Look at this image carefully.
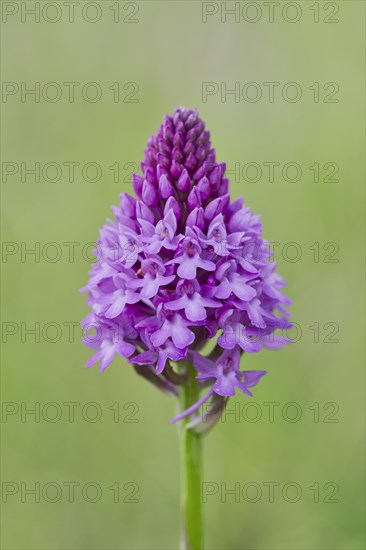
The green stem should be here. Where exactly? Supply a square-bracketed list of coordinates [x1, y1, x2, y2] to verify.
[179, 361, 203, 550]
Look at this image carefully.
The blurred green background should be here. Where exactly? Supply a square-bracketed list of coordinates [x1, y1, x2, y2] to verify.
[1, 1, 365, 549]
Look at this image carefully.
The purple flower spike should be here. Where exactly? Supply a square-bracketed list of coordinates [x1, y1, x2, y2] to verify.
[81, 107, 291, 425]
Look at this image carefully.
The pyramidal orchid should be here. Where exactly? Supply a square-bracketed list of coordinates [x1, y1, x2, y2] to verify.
[81, 107, 291, 550]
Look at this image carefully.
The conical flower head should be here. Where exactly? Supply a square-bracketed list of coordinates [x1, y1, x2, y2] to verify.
[81, 108, 291, 408]
[133, 107, 228, 225]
